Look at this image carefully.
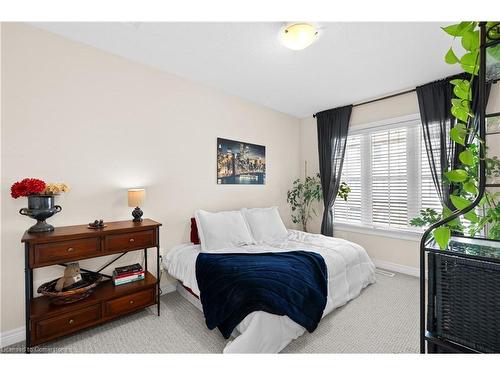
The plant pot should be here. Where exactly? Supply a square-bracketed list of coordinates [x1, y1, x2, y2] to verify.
[19, 195, 62, 233]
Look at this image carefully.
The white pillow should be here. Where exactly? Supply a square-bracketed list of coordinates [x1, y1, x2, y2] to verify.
[241, 207, 288, 245]
[195, 209, 255, 252]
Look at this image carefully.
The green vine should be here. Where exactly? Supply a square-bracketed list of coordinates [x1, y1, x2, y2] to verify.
[410, 22, 500, 249]
[287, 173, 350, 232]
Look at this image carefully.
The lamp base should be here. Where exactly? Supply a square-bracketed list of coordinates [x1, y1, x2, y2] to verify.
[132, 207, 143, 222]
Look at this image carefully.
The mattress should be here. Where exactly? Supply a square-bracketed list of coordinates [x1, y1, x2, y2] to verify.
[164, 229, 376, 353]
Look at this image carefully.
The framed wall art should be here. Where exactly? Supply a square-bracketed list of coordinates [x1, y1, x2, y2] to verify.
[217, 138, 266, 185]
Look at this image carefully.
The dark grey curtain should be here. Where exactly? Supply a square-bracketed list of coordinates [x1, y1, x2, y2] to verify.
[416, 73, 490, 208]
[416, 77, 456, 206]
[316, 105, 352, 236]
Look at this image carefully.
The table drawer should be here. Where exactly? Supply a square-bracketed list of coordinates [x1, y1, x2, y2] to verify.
[32, 238, 100, 266]
[104, 288, 155, 317]
[34, 304, 101, 341]
[105, 230, 155, 252]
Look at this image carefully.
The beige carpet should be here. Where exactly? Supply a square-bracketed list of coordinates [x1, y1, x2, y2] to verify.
[3, 271, 419, 353]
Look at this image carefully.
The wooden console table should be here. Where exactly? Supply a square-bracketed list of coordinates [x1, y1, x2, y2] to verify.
[21, 219, 162, 352]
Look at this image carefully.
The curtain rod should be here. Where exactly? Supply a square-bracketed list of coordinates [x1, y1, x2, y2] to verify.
[312, 88, 416, 118]
[312, 75, 499, 118]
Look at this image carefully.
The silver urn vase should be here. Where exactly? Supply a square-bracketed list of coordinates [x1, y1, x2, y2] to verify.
[19, 195, 62, 233]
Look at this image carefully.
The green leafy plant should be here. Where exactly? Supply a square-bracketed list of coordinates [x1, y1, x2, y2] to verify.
[409, 208, 442, 227]
[410, 22, 500, 249]
[287, 173, 350, 232]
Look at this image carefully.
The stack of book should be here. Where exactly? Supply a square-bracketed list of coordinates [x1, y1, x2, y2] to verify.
[112, 263, 145, 286]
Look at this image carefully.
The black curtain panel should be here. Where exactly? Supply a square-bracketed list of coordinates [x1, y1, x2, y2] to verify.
[468, 75, 492, 142]
[416, 73, 490, 208]
[316, 105, 352, 236]
[417, 77, 457, 207]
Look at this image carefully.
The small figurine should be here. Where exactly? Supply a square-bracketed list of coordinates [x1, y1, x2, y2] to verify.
[88, 219, 105, 229]
[55, 263, 82, 291]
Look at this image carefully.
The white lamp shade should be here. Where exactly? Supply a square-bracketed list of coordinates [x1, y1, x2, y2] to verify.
[279, 23, 318, 51]
[128, 188, 145, 207]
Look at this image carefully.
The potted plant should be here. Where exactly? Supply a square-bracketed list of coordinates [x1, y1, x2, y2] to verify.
[287, 173, 350, 232]
[411, 22, 500, 249]
[11, 178, 70, 233]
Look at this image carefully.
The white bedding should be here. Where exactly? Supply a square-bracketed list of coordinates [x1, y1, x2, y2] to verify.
[164, 229, 376, 353]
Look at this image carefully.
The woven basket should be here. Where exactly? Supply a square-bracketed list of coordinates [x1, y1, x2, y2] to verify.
[433, 253, 500, 353]
[37, 273, 103, 305]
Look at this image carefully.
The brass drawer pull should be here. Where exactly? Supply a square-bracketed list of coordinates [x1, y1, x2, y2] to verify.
[129, 238, 135, 243]
[129, 300, 134, 305]
[67, 247, 74, 252]
[68, 319, 74, 325]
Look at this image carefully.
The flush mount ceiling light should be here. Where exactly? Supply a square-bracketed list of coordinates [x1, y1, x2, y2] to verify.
[279, 23, 319, 51]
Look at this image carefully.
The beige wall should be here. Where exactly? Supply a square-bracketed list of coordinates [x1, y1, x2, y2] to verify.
[0, 23, 300, 334]
[300, 86, 500, 270]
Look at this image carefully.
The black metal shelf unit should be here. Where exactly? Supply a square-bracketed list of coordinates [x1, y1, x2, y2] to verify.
[420, 22, 500, 354]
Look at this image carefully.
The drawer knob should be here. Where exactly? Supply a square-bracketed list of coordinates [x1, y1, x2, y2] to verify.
[129, 300, 134, 305]
[67, 247, 74, 252]
[68, 319, 74, 325]
[129, 238, 135, 243]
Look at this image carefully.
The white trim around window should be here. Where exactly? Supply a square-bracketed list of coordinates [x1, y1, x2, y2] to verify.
[348, 113, 421, 134]
[333, 113, 442, 237]
[333, 222, 423, 242]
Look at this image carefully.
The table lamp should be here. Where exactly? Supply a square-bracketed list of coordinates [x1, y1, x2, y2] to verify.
[128, 188, 145, 222]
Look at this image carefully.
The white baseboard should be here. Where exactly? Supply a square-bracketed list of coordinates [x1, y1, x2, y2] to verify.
[1, 281, 177, 348]
[0, 326, 25, 348]
[372, 258, 420, 278]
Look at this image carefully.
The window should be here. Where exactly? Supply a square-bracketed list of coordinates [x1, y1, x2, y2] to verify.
[333, 115, 441, 232]
[333, 135, 362, 223]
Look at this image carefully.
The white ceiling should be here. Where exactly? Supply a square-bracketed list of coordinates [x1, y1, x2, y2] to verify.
[31, 22, 462, 118]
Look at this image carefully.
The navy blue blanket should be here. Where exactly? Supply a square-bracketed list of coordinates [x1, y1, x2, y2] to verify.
[195, 251, 328, 339]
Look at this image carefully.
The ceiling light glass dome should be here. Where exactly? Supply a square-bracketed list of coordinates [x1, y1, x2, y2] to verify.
[279, 23, 319, 51]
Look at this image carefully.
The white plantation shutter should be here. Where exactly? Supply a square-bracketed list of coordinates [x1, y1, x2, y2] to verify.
[420, 131, 443, 213]
[333, 135, 362, 223]
[333, 115, 441, 232]
[371, 128, 408, 228]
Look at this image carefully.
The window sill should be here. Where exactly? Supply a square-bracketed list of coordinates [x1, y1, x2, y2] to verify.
[333, 222, 424, 242]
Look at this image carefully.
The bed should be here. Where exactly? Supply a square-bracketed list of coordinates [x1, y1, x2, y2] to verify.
[164, 216, 376, 353]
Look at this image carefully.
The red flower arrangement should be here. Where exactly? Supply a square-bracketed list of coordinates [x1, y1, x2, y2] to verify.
[11, 178, 47, 199]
